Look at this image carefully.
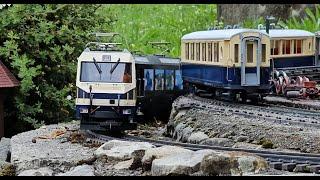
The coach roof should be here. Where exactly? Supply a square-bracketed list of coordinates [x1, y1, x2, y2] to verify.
[268, 29, 314, 38]
[181, 29, 269, 41]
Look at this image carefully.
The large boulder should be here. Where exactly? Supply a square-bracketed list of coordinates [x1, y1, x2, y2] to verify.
[0, 138, 10, 162]
[10, 122, 95, 174]
[142, 145, 193, 171]
[18, 168, 53, 176]
[187, 132, 209, 144]
[200, 151, 268, 176]
[94, 140, 155, 161]
[57, 165, 95, 176]
[200, 138, 235, 147]
[151, 149, 217, 176]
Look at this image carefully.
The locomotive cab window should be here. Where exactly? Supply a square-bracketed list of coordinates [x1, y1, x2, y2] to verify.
[80, 62, 132, 83]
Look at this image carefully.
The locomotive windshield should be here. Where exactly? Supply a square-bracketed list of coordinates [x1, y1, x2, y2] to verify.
[80, 62, 132, 83]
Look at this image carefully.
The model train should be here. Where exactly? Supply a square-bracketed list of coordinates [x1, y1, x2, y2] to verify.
[76, 28, 320, 132]
[75, 33, 184, 132]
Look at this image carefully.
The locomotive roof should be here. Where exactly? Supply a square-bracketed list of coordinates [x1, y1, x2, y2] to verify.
[268, 29, 314, 38]
[181, 29, 269, 40]
[134, 55, 180, 66]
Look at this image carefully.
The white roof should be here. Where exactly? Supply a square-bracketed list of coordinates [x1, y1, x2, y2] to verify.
[268, 29, 314, 38]
[181, 29, 269, 40]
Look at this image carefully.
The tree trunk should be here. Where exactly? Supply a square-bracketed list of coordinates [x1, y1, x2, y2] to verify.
[217, 4, 316, 25]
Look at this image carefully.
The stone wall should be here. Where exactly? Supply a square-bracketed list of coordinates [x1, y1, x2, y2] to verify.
[217, 4, 316, 25]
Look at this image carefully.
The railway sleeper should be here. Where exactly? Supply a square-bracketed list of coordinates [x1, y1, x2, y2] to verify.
[282, 163, 297, 172]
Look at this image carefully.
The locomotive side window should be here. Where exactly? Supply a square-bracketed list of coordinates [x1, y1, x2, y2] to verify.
[155, 69, 165, 90]
[262, 44, 266, 63]
[165, 70, 174, 90]
[202, 43, 206, 61]
[208, 42, 212, 62]
[214, 42, 219, 62]
[185, 43, 189, 60]
[196, 43, 200, 61]
[234, 44, 239, 63]
[191, 43, 194, 60]
[175, 70, 183, 90]
[144, 69, 154, 91]
[247, 43, 253, 63]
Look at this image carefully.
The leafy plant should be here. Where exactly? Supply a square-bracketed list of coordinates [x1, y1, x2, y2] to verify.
[278, 5, 320, 32]
[97, 4, 217, 57]
[0, 4, 113, 130]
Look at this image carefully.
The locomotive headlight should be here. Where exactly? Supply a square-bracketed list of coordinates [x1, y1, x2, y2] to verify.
[123, 109, 132, 115]
[80, 108, 89, 114]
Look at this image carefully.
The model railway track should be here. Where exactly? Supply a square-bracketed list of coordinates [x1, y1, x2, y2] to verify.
[184, 95, 320, 128]
[85, 130, 320, 174]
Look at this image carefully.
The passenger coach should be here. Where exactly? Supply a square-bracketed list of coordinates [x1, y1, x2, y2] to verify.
[181, 29, 271, 101]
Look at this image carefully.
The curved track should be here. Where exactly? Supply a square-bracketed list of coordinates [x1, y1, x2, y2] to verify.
[85, 130, 320, 173]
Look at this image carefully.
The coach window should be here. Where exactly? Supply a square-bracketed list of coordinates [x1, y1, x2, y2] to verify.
[293, 40, 302, 54]
[262, 44, 266, 63]
[190, 43, 194, 60]
[214, 42, 219, 62]
[208, 43, 212, 62]
[234, 44, 239, 63]
[247, 43, 253, 63]
[185, 43, 189, 60]
[309, 41, 312, 51]
[202, 43, 206, 61]
[165, 70, 174, 90]
[155, 69, 164, 90]
[282, 40, 291, 55]
[196, 43, 200, 61]
[271, 40, 280, 55]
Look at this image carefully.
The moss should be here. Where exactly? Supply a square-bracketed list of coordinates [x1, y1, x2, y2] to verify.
[0, 163, 16, 176]
[258, 139, 274, 149]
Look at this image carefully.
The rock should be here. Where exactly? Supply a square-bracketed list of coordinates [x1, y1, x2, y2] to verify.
[0, 161, 15, 176]
[228, 151, 268, 175]
[232, 142, 262, 150]
[187, 132, 209, 144]
[172, 123, 186, 141]
[151, 149, 217, 176]
[235, 136, 248, 142]
[94, 140, 155, 161]
[57, 165, 95, 176]
[181, 126, 194, 143]
[0, 138, 10, 162]
[200, 152, 238, 176]
[200, 138, 235, 147]
[142, 145, 193, 171]
[200, 151, 268, 176]
[10, 122, 95, 174]
[113, 159, 134, 170]
[18, 167, 53, 176]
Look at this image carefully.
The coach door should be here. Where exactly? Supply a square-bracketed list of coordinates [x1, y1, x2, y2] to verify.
[240, 36, 261, 86]
[316, 32, 320, 66]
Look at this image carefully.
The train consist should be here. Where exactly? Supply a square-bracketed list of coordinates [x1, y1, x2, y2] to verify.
[76, 27, 320, 132]
[75, 33, 184, 132]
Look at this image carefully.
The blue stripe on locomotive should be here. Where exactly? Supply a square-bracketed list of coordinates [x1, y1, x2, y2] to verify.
[273, 56, 315, 69]
[77, 88, 127, 99]
[76, 105, 135, 119]
[181, 63, 270, 89]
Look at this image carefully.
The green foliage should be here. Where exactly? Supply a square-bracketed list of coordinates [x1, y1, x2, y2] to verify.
[241, 17, 265, 29]
[97, 4, 217, 57]
[0, 4, 112, 129]
[279, 5, 320, 32]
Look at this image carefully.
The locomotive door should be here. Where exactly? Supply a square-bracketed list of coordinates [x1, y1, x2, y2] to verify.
[240, 36, 261, 86]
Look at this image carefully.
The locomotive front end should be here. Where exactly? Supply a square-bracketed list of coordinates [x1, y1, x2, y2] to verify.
[76, 48, 137, 132]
